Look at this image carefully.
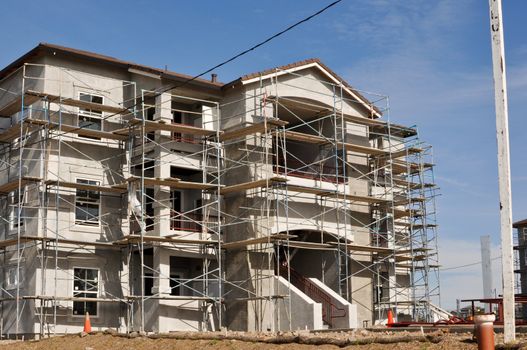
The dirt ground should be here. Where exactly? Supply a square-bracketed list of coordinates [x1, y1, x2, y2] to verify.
[0, 331, 497, 350]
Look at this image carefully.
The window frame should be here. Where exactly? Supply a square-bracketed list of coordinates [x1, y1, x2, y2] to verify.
[4, 265, 24, 290]
[74, 178, 101, 227]
[77, 91, 104, 139]
[9, 187, 25, 231]
[72, 267, 99, 317]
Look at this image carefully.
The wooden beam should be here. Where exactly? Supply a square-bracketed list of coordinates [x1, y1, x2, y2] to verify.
[393, 221, 438, 229]
[45, 121, 128, 141]
[393, 208, 423, 219]
[220, 177, 287, 195]
[25, 90, 129, 115]
[391, 160, 434, 175]
[173, 181, 218, 190]
[335, 243, 395, 254]
[126, 176, 219, 190]
[279, 241, 336, 251]
[0, 93, 41, 117]
[0, 235, 120, 249]
[0, 123, 26, 143]
[0, 118, 128, 143]
[390, 147, 422, 159]
[0, 176, 40, 194]
[392, 178, 436, 189]
[285, 185, 334, 196]
[320, 192, 390, 204]
[338, 142, 388, 156]
[116, 235, 218, 246]
[393, 197, 426, 206]
[45, 180, 127, 194]
[113, 118, 217, 137]
[220, 119, 288, 141]
[279, 130, 329, 145]
[222, 234, 296, 250]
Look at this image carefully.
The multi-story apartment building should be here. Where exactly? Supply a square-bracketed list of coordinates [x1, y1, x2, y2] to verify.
[0, 43, 440, 337]
[514, 219, 527, 319]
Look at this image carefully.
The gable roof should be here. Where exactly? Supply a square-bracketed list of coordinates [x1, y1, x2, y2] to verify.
[0, 44, 381, 117]
[224, 58, 382, 118]
[0, 43, 223, 90]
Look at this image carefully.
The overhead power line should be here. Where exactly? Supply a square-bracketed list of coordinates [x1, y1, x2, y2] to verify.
[440, 256, 501, 271]
[59, 0, 344, 136]
[177, 0, 343, 91]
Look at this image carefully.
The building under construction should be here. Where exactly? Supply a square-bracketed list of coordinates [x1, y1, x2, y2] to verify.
[0, 43, 443, 337]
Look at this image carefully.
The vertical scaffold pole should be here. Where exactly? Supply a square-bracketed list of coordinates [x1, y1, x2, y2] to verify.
[488, 0, 515, 343]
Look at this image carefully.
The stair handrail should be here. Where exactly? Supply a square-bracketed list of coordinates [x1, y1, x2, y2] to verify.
[280, 264, 347, 326]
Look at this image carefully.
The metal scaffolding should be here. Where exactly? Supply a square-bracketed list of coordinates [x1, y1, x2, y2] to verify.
[0, 60, 441, 337]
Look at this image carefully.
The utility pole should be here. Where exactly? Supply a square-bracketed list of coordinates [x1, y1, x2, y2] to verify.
[488, 0, 515, 343]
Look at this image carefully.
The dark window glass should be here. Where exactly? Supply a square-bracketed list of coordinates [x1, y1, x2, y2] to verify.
[73, 268, 98, 316]
[75, 179, 100, 225]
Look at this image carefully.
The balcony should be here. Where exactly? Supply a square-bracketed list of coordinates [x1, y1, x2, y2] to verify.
[171, 121, 204, 145]
[170, 211, 219, 234]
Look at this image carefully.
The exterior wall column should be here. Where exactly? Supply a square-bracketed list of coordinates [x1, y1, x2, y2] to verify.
[154, 92, 172, 236]
[152, 247, 171, 295]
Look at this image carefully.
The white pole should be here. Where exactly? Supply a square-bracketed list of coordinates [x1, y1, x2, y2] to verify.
[488, 0, 515, 343]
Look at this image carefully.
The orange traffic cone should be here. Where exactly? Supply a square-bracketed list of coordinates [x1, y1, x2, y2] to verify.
[387, 309, 394, 327]
[83, 312, 92, 333]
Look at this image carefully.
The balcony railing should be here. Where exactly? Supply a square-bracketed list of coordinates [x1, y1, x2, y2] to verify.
[170, 211, 219, 233]
[172, 122, 203, 144]
[279, 264, 346, 326]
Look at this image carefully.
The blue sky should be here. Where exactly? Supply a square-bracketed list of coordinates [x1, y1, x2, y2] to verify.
[1, 0, 526, 311]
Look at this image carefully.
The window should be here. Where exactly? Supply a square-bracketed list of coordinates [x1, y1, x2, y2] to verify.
[146, 106, 155, 142]
[78, 92, 103, 139]
[145, 188, 154, 231]
[170, 191, 182, 230]
[73, 268, 98, 316]
[5, 266, 23, 290]
[170, 274, 182, 296]
[9, 188, 25, 229]
[144, 272, 154, 296]
[75, 179, 100, 226]
[172, 111, 183, 141]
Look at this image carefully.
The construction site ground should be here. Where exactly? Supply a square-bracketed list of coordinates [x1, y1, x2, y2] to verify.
[1, 329, 526, 350]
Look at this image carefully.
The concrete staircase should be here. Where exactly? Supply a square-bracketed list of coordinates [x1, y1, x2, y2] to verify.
[278, 266, 357, 329]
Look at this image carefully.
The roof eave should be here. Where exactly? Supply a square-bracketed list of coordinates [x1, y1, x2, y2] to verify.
[0, 43, 224, 91]
[224, 59, 382, 118]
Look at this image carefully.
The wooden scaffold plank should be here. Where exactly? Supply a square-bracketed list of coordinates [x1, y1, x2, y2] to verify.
[222, 234, 296, 250]
[220, 119, 288, 141]
[279, 130, 329, 145]
[45, 179, 127, 194]
[320, 192, 391, 205]
[113, 118, 218, 137]
[25, 90, 129, 115]
[0, 176, 41, 194]
[220, 177, 287, 195]
[127, 176, 219, 191]
[115, 234, 219, 246]
[337, 141, 388, 156]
